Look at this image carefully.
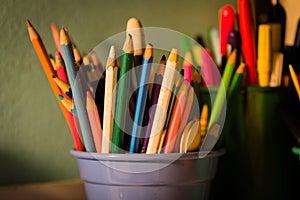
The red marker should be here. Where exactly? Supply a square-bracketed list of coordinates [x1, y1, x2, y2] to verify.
[238, 0, 258, 85]
[220, 5, 236, 57]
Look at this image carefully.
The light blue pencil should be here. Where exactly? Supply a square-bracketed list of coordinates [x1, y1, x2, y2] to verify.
[60, 28, 96, 152]
[129, 44, 153, 153]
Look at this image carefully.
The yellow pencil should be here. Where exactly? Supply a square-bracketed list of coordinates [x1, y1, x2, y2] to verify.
[146, 48, 178, 154]
[289, 64, 300, 100]
[102, 46, 118, 153]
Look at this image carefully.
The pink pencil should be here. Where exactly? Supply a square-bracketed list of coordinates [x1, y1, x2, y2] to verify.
[201, 48, 220, 86]
[183, 50, 193, 84]
[86, 91, 103, 153]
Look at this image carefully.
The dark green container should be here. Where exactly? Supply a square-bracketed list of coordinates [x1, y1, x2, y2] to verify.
[208, 86, 300, 200]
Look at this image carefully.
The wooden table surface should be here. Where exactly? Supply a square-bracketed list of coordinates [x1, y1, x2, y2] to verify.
[0, 179, 87, 200]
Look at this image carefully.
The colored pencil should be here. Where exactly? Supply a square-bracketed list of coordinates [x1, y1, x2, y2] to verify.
[50, 23, 62, 54]
[55, 51, 84, 151]
[289, 64, 300, 100]
[26, 20, 71, 133]
[86, 91, 103, 153]
[102, 46, 118, 153]
[146, 48, 178, 154]
[55, 51, 68, 83]
[163, 80, 189, 153]
[199, 104, 209, 147]
[208, 50, 237, 129]
[129, 44, 154, 153]
[49, 55, 56, 71]
[183, 50, 193, 84]
[112, 34, 134, 153]
[57, 94, 77, 116]
[60, 27, 96, 152]
[52, 75, 72, 98]
[164, 76, 183, 132]
[201, 48, 219, 86]
[228, 62, 246, 100]
[174, 86, 194, 152]
[142, 55, 166, 153]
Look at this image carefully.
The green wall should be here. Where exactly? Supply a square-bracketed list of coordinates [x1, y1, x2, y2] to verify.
[0, 0, 237, 185]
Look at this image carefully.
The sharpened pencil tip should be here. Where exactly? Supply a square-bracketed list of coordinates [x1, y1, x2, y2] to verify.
[227, 49, 237, 64]
[106, 45, 116, 68]
[236, 62, 246, 74]
[183, 50, 193, 67]
[109, 45, 116, 59]
[86, 90, 92, 99]
[60, 27, 71, 45]
[168, 48, 178, 63]
[143, 43, 153, 60]
[26, 19, 32, 27]
[57, 94, 64, 100]
[122, 34, 134, 54]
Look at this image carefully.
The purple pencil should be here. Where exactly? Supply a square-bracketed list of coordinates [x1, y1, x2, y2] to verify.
[141, 55, 166, 153]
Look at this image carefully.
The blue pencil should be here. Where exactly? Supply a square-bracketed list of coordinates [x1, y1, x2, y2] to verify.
[60, 27, 96, 152]
[129, 44, 153, 153]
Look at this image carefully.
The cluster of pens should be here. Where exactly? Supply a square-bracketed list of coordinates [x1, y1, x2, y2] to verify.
[212, 0, 300, 89]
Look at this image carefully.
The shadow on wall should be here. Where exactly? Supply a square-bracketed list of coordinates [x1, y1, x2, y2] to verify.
[0, 150, 79, 185]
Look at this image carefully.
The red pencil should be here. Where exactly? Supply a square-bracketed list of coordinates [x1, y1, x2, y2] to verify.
[55, 51, 84, 151]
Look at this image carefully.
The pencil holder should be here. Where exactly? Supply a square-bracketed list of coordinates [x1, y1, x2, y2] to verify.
[70, 149, 224, 200]
[210, 86, 300, 200]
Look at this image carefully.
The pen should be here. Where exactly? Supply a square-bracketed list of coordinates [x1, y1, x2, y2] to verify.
[220, 4, 236, 72]
[257, 24, 272, 87]
[238, 0, 258, 85]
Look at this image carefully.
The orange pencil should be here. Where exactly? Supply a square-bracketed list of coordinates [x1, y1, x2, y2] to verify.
[50, 23, 62, 54]
[86, 91, 103, 153]
[26, 19, 71, 131]
[174, 86, 194, 152]
[164, 80, 189, 153]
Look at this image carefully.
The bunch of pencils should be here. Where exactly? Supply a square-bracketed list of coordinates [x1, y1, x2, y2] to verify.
[26, 15, 245, 154]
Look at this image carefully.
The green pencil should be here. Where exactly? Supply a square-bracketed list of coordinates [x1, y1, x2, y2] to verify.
[111, 34, 134, 153]
[228, 62, 245, 100]
[208, 50, 237, 129]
